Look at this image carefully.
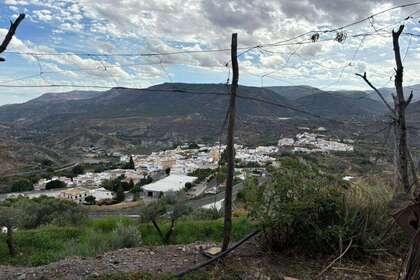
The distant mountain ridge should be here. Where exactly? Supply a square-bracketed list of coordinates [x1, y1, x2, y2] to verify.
[0, 83, 388, 124]
[1, 82, 416, 177]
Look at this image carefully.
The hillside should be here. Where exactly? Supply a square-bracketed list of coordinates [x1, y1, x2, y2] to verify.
[0, 83, 391, 174]
[296, 91, 387, 117]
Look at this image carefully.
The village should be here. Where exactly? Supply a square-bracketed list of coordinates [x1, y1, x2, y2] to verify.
[1, 130, 354, 206]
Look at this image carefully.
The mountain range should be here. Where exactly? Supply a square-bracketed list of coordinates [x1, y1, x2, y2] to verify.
[1, 82, 419, 177]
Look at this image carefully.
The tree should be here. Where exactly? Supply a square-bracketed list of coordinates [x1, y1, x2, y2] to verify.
[356, 25, 419, 280]
[84, 195, 96, 205]
[4, 196, 87, 229]
[184, 182, 193, 191]
[128, 179, 135, 191]
[125, 156, 136, 170]
[165, 167, 171, 176]
[188, 142, 200, 149]
[45, 180, 66, 190]
[0, 206, 20, 256]
[72, 165, 84, 177]
[139, 192, 191, 244]
[131, 185, 142, 201]
[115, 185, 125, 203]
[10, 180, 33, 192]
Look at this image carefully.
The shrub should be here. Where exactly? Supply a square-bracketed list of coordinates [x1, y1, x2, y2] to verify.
[110, 223, 142, 249]
[10, 180, 33, 192]
[246, 156, 400, 255]
[184, 182, 193, 191]
[139, 192, 191, 244]
[2, 196, 87, 229]
[191, 207, 223, 220]
[45, 180, 66, 190]
[84, 195, 96, 205]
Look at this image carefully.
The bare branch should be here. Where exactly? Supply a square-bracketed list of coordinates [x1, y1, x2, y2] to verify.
[355, 72, 396, 117]
[0, 13, 25, 60]
[406, 91, 414, 106]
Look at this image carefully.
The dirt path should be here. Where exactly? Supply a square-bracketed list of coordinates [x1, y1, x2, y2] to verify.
[0, 243, 214, 280]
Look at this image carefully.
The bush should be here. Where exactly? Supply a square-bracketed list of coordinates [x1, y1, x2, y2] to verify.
[84, 195, 96, 205]
[110, 223, 142, 249]
[191, 207, 223, 220]
[2, 196, 87, 229]
[45, 180, 66, 190]
[10, 180, 33, 192]
[246, 156, 400, 255]
[72, 165, 85, 176]
[189, 168, 213, 183]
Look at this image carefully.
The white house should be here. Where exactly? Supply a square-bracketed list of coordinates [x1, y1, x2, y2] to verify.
[90, 187, 114, 201]
[142, 174, 197, 199]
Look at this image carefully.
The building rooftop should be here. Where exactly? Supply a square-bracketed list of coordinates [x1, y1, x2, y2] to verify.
[142, 174, 197, 193]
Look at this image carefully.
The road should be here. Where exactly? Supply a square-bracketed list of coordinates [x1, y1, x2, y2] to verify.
[2, 162, 78, 178]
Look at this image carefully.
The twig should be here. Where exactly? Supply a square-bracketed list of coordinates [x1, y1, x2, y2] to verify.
[355, 72, 396, 118]
[315, 239, 353, 279]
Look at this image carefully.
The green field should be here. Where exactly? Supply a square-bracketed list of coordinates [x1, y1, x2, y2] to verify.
[0, 217, 254, 267]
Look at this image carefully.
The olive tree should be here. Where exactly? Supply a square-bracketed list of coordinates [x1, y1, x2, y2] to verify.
[139, 191, 191, 244]
[0, 206, 21, 256]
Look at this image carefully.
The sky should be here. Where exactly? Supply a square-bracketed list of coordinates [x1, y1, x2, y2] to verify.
[0, 0, 420, 105]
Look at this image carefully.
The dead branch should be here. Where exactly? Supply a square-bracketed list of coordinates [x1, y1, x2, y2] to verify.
[406, 91, 414, 106]
[355, 72, 396, 117]
[315, 239, 353, 279]
[0, 13, 25, 60]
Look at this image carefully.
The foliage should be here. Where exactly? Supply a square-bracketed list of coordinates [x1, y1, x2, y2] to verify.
[124, 156, 136, 170]
[71, 165, 85, 177]
[184, 182, 193, 191]
[131, 185, 142, 201]
[115, 186, 125, 203]
[45, 180, 66, 190]
[10, 180, 33, 193]
[0, 217, 254, 266]
[1, 196, 87, 229]
[189, 168, 213, 183]
[190, 207, 223, 220]
[84, 195, 96, 205]
[110, 223, 142, 249]
[165, 168, 171, 176]
[187, 142, 200, 149]
[101, 176, 130, 203]
[245, 156, 401, 255]
[0, 206, 21, 256]
[137, 176, 153, 187]
[139, 192, 192, 244]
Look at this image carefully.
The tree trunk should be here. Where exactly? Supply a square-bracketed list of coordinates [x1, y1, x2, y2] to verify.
[152, 220, 165, 244]
[222, 33, 239, 252]
[391, 25, 420, 280]
[392, 25, 411, 194]
[164, 219, 175, 244]
[6, 226, 16, 257]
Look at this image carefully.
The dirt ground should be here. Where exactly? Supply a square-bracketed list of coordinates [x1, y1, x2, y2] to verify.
[0, 240, 402, 280]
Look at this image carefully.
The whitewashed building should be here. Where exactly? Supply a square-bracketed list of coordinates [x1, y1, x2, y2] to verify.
[142, 174, 197, 199]
[90, 187, 114, 201]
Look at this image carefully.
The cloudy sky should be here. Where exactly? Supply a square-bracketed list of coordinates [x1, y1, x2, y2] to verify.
[0, 0, 419, 105]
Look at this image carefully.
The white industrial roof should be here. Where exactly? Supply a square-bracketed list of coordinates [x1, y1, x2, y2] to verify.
[142, 174, 197, 193]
